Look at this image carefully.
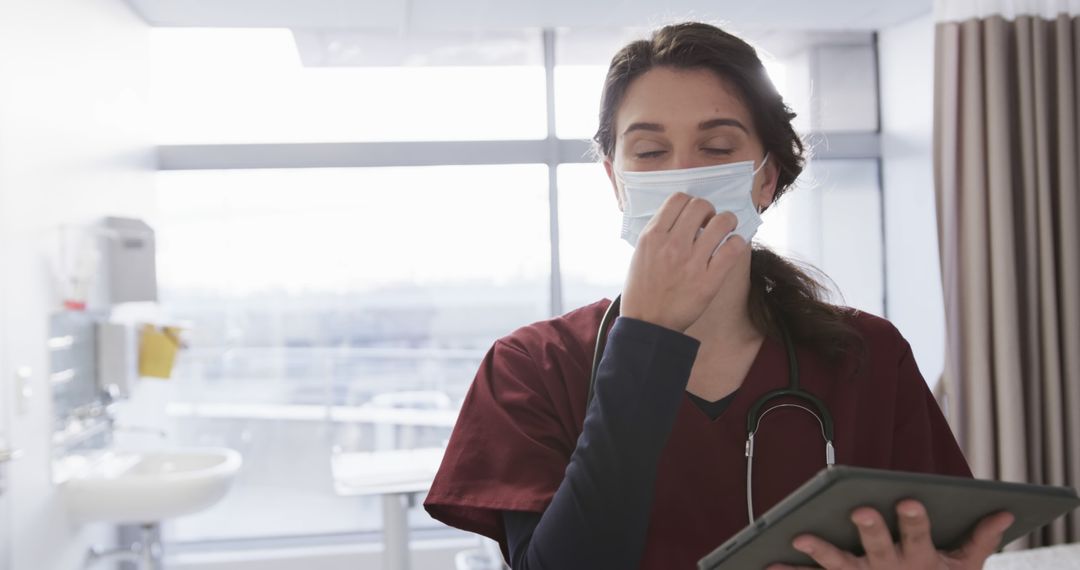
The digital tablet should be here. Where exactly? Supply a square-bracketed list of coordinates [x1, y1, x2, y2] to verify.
[697, 466, 1080, 570]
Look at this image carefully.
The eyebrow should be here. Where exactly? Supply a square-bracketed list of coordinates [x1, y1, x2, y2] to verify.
[698, 118, 749, 133]
[622, 122, 665, 135]
[622, 117, 749, 136]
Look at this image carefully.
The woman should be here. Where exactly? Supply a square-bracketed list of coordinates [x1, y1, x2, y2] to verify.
[424, 22, 1013, 570]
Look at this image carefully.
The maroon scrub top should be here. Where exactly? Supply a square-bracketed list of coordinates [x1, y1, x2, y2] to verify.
[424, 299, 972, 569]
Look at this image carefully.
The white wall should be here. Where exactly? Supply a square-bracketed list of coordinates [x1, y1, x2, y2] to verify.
[0, 0, 154, 568]
[878, 12, 946, 387]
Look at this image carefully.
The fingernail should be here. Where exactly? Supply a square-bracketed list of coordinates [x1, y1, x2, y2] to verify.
[793, 539, 815, 554]
[901, 505, 922, 518]
[999, 513, 1015, 531]
[855, 515, 874, 527]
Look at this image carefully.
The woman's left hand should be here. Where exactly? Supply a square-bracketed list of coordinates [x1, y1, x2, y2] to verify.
[767, 499, 1014, 570]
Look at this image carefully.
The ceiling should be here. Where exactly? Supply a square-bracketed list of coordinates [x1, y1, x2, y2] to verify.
[124, 0, 933, 32]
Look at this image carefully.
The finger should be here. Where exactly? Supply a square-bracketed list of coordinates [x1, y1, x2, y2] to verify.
[896, 499, 936, 565]
[766, 565, 819, 570]
[949, 511, 1014, 563]
[705, 227, 749, 270]
[691, 210, 738, 260]
[850, 507, 899, 566]
[792, 534, 860, 570]
[670, 197, 717, 242]
[644, 192, 693, 236]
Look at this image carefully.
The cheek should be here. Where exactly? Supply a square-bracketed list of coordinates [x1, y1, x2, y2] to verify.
[611, 152, 626, 172]
[750, 170, 774, 201]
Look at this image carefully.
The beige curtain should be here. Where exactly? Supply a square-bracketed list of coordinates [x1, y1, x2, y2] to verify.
[934, 11, 1080, 547]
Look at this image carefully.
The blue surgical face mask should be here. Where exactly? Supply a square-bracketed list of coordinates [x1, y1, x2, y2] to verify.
[615, 154, 769, 247]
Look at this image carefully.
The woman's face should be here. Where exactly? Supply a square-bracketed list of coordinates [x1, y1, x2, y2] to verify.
[603, 66, 779, 212]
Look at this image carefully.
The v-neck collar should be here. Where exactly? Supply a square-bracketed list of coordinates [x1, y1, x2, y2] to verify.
[681, 332, 787, 427]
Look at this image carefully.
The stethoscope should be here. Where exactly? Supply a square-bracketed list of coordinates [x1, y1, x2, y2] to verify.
[586, 295, 836, 525]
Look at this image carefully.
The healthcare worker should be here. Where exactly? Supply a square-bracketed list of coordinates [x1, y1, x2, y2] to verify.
[424, 21, 1014, 570]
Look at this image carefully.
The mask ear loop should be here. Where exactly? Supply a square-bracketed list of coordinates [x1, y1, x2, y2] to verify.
[755, 152, 771, 215]
[753, 152, 770, 176]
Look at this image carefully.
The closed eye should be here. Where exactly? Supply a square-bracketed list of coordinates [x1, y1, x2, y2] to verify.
[703, 148, 733, 155]
[635, 150, 666, 159]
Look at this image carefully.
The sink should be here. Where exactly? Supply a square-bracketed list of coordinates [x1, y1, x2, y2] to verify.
[59, 448, 242, 524]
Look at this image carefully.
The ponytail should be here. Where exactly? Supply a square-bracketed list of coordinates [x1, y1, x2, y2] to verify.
[748, 246, 865, 367]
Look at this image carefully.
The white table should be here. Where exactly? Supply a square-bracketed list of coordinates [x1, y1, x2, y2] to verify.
[331, 447, 446, 570]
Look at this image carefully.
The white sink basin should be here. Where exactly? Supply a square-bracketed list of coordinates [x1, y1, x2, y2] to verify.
[59, 448, 242, 524]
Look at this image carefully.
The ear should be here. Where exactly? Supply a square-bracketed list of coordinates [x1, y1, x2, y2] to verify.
[603, 157, 626, 211]
[755, 156, 780, 211]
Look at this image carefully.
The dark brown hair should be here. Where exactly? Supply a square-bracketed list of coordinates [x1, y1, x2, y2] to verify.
[595, 21, 863, 363]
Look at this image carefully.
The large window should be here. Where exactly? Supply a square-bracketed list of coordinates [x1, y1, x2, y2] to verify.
[147, 27, 885, 548]
[154, 165, 550, 541]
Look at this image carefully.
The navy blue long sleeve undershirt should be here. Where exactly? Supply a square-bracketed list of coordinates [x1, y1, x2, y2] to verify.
[497, 317, 736, 570]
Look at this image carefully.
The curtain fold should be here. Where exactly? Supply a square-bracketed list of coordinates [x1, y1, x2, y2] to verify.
[934, 3, 1080, 547]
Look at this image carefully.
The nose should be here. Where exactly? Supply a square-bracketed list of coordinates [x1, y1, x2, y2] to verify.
[670, 148, 708, 170]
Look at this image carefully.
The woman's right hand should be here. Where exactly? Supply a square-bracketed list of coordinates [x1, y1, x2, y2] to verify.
[620, 192, 748, 334]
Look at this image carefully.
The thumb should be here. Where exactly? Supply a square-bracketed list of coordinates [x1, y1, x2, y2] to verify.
[950, 511, 1014, 563]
